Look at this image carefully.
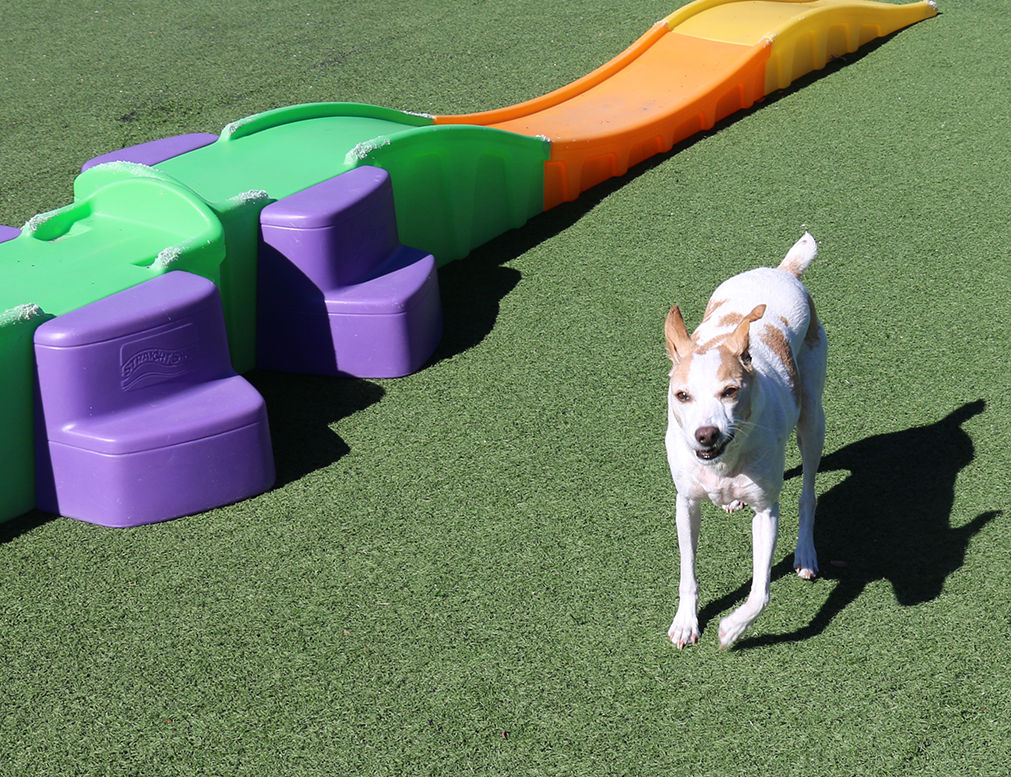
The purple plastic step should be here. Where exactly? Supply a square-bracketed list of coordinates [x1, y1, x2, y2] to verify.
[259, 163, 400, 288]
[80, 133, 218, 171]
[0, 225, 20, 242]
[34, 271, 275, 527]
[257, 166, 442, 378]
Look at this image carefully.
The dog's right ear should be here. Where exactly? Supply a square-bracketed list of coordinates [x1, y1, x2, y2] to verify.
[665, 306, 693, 363]
[724, 304, 766, 367]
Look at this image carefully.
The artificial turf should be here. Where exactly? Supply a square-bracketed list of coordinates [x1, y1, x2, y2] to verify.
[2, 1, 1009, 774]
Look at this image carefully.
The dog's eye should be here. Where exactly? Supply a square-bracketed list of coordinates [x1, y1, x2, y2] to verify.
[721, 386, 739, 400]
[675, 390, 691, 403]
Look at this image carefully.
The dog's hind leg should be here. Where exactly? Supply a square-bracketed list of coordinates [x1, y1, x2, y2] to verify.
[794, 409, 823, 579]
[794, 317, 827, 579]
[669, 494, 702, 648]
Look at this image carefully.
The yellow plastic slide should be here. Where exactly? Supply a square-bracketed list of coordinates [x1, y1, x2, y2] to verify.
[435, 0, 938, 208]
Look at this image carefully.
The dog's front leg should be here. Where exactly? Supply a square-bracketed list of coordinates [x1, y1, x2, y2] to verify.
[718, 503, 780, 649]
[669, 493, 702, 648]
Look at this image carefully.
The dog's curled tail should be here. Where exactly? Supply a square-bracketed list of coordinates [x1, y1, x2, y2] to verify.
[777, 232, 817, 277]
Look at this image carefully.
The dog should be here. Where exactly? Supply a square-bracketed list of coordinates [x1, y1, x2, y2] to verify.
[664, 232, 827, 649]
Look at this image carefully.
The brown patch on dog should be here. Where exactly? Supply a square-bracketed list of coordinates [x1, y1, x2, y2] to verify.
[715, 346, 747, 384]
[715, 345, 755, 423]
[760, 324, 801, 403]
[701, 297, 727, 322]
[694, 305, 765, 355]
[694, 335, 725, 352]
[779, 315, 790, 327]
[669, 349, 697, 384]
[718, 312, 744, 329]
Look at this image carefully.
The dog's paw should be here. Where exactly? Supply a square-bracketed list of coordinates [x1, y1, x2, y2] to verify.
[717, 611, 752, 650]
[668, 614, 700, 649]
[793, 545, 819, 580]
[722, 500, 746, 514]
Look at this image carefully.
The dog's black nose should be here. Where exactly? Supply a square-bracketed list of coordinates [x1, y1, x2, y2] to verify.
[695, 426, 721, 448]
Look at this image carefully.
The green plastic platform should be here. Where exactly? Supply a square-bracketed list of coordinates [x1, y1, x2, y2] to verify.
[0, 102, 548, 522]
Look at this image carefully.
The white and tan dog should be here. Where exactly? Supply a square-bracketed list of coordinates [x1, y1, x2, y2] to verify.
[664, 233, 827, 649]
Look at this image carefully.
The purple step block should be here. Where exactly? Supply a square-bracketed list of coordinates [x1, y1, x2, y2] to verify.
[34, 271, 275, 527]
[0, 225, 20, 242]
[81, 133, 218, 171]
[257, 165, 442, 378]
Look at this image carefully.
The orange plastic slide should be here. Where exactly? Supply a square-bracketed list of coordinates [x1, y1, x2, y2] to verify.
[434, 0, 938, 209]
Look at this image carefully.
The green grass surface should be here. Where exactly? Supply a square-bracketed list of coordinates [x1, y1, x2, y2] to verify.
[2, 1, 1009, 774]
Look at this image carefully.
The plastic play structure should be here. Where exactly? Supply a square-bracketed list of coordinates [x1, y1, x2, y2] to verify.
[0, 0, 937, 527]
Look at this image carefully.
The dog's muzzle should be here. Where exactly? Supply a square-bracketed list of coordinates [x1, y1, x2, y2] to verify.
[694, 426, 731, 461]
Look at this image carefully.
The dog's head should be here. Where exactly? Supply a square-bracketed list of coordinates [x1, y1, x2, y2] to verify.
[664, 304, 766, 463]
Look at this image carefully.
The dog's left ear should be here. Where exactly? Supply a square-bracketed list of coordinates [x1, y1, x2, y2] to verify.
[725, 304, 766, 366]
[665, 305, 693, 363]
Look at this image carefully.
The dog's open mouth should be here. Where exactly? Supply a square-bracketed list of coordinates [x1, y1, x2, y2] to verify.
[695, 437, 731, 461]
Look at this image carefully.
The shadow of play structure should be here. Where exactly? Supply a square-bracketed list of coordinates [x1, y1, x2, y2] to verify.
[0, 0, 937, 527]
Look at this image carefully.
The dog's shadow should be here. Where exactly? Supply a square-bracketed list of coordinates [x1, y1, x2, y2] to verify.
[699, 399, 1000, 648]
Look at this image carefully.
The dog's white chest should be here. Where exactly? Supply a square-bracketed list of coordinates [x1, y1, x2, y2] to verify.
[689, 465, 764, 510]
